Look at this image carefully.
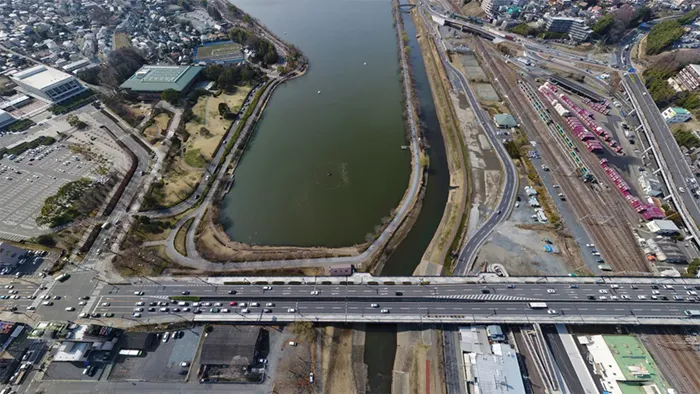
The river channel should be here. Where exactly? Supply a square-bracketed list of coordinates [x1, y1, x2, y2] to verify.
[224, 1, 448, 392]
[220, 0, 410, 247]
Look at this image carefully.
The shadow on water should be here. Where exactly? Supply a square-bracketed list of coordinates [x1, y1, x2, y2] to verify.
[363, 11, 449, 394]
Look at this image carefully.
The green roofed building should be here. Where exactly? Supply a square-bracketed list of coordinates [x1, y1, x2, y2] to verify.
[120, 65, 203, 98]
[493, 113, 517, 128]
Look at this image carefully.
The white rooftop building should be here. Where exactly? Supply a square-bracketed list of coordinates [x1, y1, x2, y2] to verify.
[10, 65, 86, 103]
[646, 220, 681, 235]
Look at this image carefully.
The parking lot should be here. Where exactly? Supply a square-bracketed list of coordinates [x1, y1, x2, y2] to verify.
[0, 119, 127, 240]
[108, 327, 202, 382]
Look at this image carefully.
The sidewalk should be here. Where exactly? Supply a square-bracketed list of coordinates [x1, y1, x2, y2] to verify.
[554, 324, 599, 394]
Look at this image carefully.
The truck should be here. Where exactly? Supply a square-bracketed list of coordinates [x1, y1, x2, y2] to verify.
[528, 302, 548, 309]
[684, 310, 700, 318]
[101, 222, 111, 230]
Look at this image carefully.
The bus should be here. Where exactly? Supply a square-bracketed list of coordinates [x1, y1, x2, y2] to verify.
[528, 302, 548, 309]
[684, 310, 700, 318]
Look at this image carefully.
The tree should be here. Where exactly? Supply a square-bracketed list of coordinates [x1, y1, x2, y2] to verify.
[218, 102, 230, 117]
[228, 27, 249, 44]
[97, 48, 146, 88]
[66, 115, 87, 129]
[504, 140, 521, 159]
[199, 127, 211, 137]
[207, 5, 222, 21]
[161, 88, 180, 104]
[36, 234, 56, 247]
[686, 258, 700, 277]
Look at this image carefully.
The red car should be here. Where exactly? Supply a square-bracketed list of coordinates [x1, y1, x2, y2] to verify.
[229, 301, 237, 306]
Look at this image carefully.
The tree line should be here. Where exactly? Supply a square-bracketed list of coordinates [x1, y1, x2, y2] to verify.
[591, 5, 652, 45]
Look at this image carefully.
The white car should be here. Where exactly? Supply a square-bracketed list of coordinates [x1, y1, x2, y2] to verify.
[610, 284, 619, 289]
[250, 302, 259, 307]
[599, 289, 608, 294]
[79, 312, 89, 318]
[162, 332, 170, 342]
[221, 308, 229, 313]
[102, 302, 110, 306]
[621, 295, 630, 300]
[547, 289, 556, 294]
[133, 313, 142, 317]
[241, 308, 250, 313]
[266, 302, 275, 307]
[370, 303, 379, 308]
[79, 301, 87, 306]
[134, 291, 144, 296]
[547, 309, 558, 314]
[679, 187, 685, 193]
[65, 307, 75, 311]
[380, 309, 390, 314]
[287, 308, 296, 313]
[638, 295, 647, 300]
[263, 286, 272, 290]
[135, 302, 145, 306]
[311, 290, 320, 295]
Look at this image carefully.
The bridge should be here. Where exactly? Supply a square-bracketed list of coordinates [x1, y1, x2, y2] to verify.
[75, 275, 700, 326]
[398, 3, 417, 11]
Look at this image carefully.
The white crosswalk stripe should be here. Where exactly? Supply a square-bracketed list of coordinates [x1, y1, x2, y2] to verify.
[433, 294, 537, 301]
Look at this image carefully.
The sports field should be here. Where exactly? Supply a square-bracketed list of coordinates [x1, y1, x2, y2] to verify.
[194, 41, 244, 63]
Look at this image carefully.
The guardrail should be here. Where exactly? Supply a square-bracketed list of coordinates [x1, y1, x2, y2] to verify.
[622, 77, 700, 245]
[192, 314, 698, 325]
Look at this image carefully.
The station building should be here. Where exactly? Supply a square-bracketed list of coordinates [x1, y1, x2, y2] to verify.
[9, 65, 86, 104]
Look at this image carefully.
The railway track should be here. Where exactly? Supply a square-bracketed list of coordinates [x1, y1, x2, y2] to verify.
[473, 38, 648, 273]
[638, 326, 700, 394]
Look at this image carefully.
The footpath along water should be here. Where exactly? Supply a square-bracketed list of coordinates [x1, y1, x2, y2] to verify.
[363, 11, 449, 394]
[219, 0, 410, 247]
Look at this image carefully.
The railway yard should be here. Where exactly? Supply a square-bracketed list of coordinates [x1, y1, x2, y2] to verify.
[472, 38, 652, 275]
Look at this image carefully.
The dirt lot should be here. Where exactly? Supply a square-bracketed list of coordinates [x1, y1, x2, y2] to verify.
[185, 87, 251, 161]
[113, 32, 131, 49]
[321, 327, 357, 394]
[393, 327, 445, 394]
[272, 325, 318, 394]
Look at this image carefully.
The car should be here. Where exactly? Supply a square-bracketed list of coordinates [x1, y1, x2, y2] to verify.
[288, 341, 297, 346]
[547, 309, 558, 314]
[159, 301, 169, 306]
[652, 290, 660, 295]
[547, 289, 556, 294]
[638, 295, 647, 300]
[203, 302, 211, 307]
[8, 290, 17, 294]
[370, 303, 379, 308]
[241, 308, 250, 313]
[507, 284, 516, 289]
[585, 243, 594, 247]
[630, 285, 638, 289]
[610, 295, 619, 300]
[163, 332, 171, 342]
[134, 291, 144, 295]
[396, 292, 403, 296]
[599, 296, 608, 300]
[651, 295, 658, 300]
[266, 302, 275, 307]
[259, 358, 268, 364]
[148, 307, 156, 312]
[251, 302, 259, 307]
[183, 307, 191, 312]
[104, 313, 114, 317]
[664, 285, 674, 290]
[209, 308, 220, 313]
[134, 307, 143, 312]
[599, 289, 608, 294]
[133, 313, 142, 317]
[160, 307, 169, 312]
[230, 301, 238, 306]
[570, 284, 579, 289]
[688, 291, 698, 296]
[78, 301, 87, 306]
[610, 284, 619, 289]
[79, 296, 90, 300]
[310, 290, 320, 295]
[264, 308, 272, 313]
[221, 308, 229, 313]
[214, 302, 223, 307]
[91, 313, 101, 318]
[263, 286, 272, 290]
[176, 331, 184, 339]
[380, 309, 390, 313]
[182, 291, 190, 295]
[149, 302, 157, 306]
[679, 187, 686, 193]
[287, 308, 296, 313]
[239, 302, 247, 307]
[674, 295, 685, 301]
[26, 306, 36, 310]
[65, 307, 75, 311]
[621, 295, 630, 300]
[135, 302, 145, 306]
[173, 308, 180, 312]
[651, 285, 659, 289]
[228, 290, 237, 295]
[79, 312, 89, 318]
[4, 285, 13, 289]
[309, 372, 315, 383]
[180, 361, 189, 367]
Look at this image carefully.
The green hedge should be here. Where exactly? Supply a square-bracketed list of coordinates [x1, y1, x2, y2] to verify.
[170, 295, 201, 302]
[5, 135, 55, 157]
[49, 89, 96, 114]
[3, 118, 35, 133]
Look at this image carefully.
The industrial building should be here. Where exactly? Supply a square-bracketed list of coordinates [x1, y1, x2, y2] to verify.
[0, 109, 15, 129]
[578, 335, 671, 394]
[9, 65, 86, 104]
[661, 107, 691, 123]
[119, 65, 203, 99]
[646, 220, 680, 236]
[544, 16, 592, 42]
[458, 326, 526, 394]
[0, 242, 27, 269]
[668, 63, 700, 92]
[329, 264, 353, 276]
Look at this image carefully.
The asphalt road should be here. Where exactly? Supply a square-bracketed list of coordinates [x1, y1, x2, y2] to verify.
[420, 3, 518, 274]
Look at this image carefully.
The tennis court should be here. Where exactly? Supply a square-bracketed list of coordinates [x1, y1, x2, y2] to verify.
[194, 41, 244, 63]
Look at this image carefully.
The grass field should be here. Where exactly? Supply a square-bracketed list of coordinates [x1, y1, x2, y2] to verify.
[161, 156, 204, 206]
[195, 41, 243, 62]
[185, 86, 251, 161]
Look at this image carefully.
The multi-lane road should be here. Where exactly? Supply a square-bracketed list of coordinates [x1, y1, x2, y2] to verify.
[7, 279, 700, 325]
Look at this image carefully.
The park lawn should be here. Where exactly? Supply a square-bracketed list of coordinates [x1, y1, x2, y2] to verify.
[184, 86, 252, 161]
[143, 113, 171, 141]
[161, 155, 204, 206]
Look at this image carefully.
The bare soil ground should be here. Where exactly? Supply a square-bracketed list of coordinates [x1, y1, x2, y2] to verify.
[393, 328, 446, 394]
[196, 206, 363, 263]
[185, 87, 251, 160]
[460, 0, 485, 17]
[113, 32, 131, 49]
[272, 326, 317, 394]
[129, 103, 151, 120]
